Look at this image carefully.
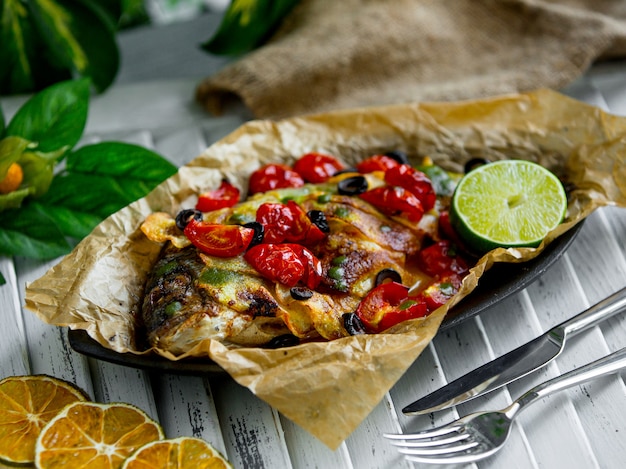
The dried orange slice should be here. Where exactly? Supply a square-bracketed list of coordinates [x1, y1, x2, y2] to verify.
[122, 437, 233, 469]
[0, 375, 88, 465]
[35, 401, 164, 469]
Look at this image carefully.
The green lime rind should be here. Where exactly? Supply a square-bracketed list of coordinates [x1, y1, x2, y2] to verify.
[450, 159, 567, 254]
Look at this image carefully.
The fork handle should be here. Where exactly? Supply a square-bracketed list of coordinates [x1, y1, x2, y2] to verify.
[506, 347, 626, 418]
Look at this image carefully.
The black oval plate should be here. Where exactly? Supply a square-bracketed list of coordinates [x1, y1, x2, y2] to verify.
[69, 221, 583, 374]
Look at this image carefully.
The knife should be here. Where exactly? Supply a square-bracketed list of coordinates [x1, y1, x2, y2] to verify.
[402, 285, 626, 415]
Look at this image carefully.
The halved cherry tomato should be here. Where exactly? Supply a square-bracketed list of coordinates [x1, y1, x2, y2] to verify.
[356, 154, 401, 173]
[384, 164, 436, 211]
[355, 281, 428, 332]
[419, 273, 464, 310]
[293, 152, 345, 183]
[418, 240, 469, 277]
[256, 201, 326, 245]
[184, 220, 254, 257]
[249, 164, 305, 194]
[359, 186, 425, 222]
[195, 180, 240, 212]
[244, 243, 322, 288]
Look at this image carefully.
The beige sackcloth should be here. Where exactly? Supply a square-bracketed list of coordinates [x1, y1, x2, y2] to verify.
[196, 0, 626, 119]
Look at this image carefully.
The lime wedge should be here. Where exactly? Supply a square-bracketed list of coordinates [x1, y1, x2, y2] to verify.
[450, 159, 567, 253]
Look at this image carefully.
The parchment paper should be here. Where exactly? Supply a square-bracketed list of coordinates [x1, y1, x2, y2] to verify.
[25, 89, 626, 449]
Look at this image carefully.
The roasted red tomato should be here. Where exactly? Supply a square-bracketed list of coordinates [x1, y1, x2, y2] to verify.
[419, 273, 464, 311]
[256, 201, 326, 245]
[384, 164, 436, 211]
[249, 164, 305, 194]
[418, 240, 469, 277]
[356, 154, 401, 173]
[293, 152, 345, 183]
[355, 281, 428, 333]
[244, 243, 322, 288]
[195, 180, 240, 212]
[184, 220, 254, 257]
[359, 186, 425, 223]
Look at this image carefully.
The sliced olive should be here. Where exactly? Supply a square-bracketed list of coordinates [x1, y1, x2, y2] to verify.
[464, 157, 490, 174]
[337, 176, 368, 195]
[265, 334, 300, 349]
[243, 221, 265, 247]
[175, 209, 202, 231]
[290, 286, 314, 300]
[307, 210, 330, 233]
[343, 312, 367, 335]
[375, 268, 402, 286]
[333, 167, 358, 176]
[384, 150, 410, 165]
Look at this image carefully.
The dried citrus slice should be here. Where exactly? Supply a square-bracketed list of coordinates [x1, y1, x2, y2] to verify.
[121, 436, 233, 469]
[450, 159, 567, 253]
[35, 401, 164, 469]
[0, 375, 88, 465]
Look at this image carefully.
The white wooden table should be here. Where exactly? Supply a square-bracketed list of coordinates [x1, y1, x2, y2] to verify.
[2, 14, 626, 469]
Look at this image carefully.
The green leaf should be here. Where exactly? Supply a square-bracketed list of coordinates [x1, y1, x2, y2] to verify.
[0, 272, 6, 286]
[6, 78, 89, 153]
[202, 0, 301, 55]
[28, 0, 119, 93]
[0, 188, 31, 211]
[44, 141, 177, 218]
[0, 0, 39, 94]
[0, 202, 71, 259]
[33, 203, 102, 239]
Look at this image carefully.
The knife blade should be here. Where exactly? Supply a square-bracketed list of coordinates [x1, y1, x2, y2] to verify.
[402, 285, 626, 415]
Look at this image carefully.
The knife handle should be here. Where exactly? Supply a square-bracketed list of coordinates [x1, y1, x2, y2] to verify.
[560, 285, 626, 338]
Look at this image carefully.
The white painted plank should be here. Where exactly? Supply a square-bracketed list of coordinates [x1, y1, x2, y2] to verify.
[0, 258, 30, 377]
[151, 374, 228, 455]
[210, 376, 293, 469]
[16, 257, 95, 399]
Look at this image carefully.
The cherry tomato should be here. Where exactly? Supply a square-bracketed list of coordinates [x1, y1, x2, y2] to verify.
[195, 180, 240, 212]
[356, 154, 401, 173]
[419, 273, 464, 311]
[249, 164, 304, 194]
[384, 164, 436, 211]
[244, 244, 322, 288]
[184, 220, 254, 257]
[418, 240, 469, 277]
[256, 201, 326, 245]
[293, 152, 345, 183]
[359, 186, 425, 222]
[355, 281, 428, 332]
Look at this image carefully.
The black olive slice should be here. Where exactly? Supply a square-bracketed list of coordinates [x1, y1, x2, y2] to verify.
[265, 334, 300, 349]
[375, 268, 402, 286]
[464, 157, 490, 174]
[333, 167, 358, 176]
[175, 209, 202, 231]
[343, 312, 367, 335]
[243, 221, 265, 247]
[384, 150, 410, 165]
[337, 176, 368, 195]
[307, 210, 330, 233]
[290, 286, 314, 300]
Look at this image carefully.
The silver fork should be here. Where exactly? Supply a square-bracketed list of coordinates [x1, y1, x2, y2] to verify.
[385, 346, 626, 465]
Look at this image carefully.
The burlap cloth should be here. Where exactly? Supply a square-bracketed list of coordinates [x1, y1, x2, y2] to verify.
[196, 0, 626, 119]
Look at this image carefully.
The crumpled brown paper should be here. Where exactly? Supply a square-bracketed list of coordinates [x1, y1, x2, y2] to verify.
[196, 0, 626, 120]
[25, 89, 626, 449]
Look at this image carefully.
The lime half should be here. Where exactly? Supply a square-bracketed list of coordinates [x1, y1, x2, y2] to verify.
[450, 159, 567, 253]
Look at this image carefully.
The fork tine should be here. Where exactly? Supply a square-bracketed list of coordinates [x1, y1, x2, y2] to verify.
[383, 424, 462, 440]
[397, 439, 479, 456]
[387, 431, 469, 447]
